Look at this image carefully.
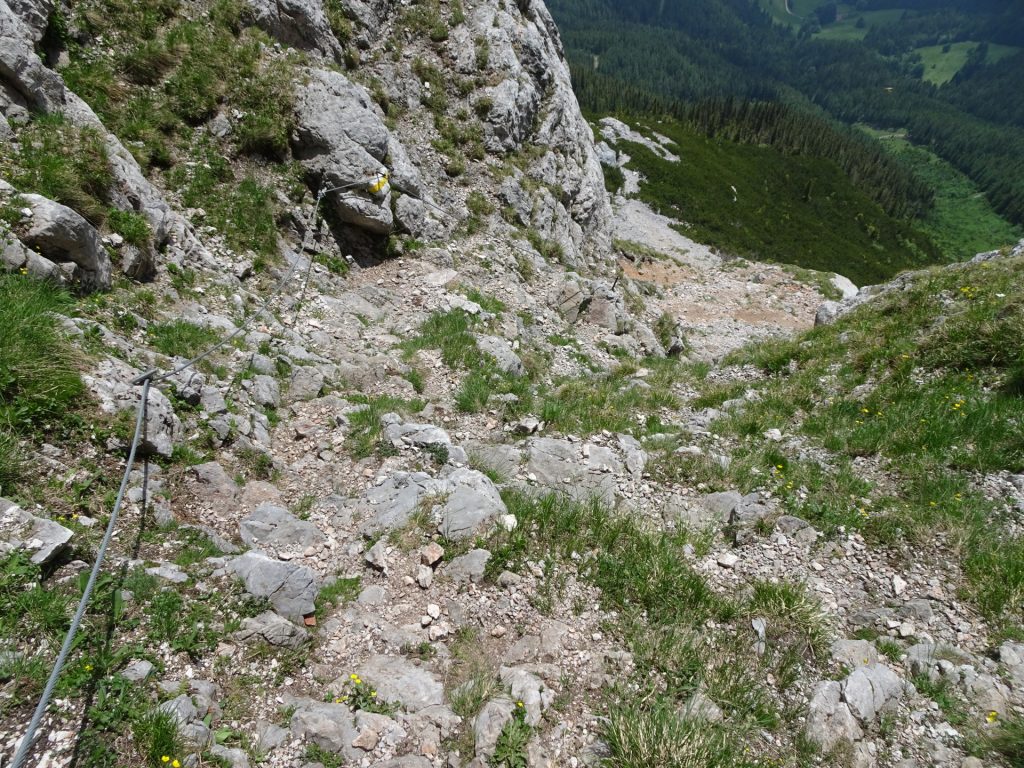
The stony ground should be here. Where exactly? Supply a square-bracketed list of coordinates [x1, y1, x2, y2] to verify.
[3, 196, 1023, 768]
[1, 0, 1022, 764]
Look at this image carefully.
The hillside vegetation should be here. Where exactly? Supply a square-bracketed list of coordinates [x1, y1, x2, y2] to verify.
[605, 116, 941, 285]
[549, 0, 1024, 231]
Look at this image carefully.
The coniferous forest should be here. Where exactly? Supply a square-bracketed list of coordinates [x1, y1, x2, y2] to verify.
[549, 0, 1024, 235]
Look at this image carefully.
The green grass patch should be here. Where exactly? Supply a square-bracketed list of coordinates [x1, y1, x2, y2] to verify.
[108, 208, 152, 247]
[864, 131, 1022, 261]
[539, 358, 682, 436]
[0, 276, 84, 494]
[147, 320, 222, 359]
[709, 253, 1024, 622]
[486, 491, 801, 760]
[344, 394, 426, 459]
[316, 575, 361, 613]
[4, 114, 112, 225]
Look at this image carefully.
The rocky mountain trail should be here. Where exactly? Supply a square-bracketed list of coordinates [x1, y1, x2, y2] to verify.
[2, 0, 1024, 766]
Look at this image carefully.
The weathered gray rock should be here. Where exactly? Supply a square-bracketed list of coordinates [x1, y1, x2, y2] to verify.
[158, 694, 198, 727]
[145, 563, 188, 584]
[842, 664, 905, 723]
[0, 499, 73, 566]
[179, 722, 213, 749]
[355, 472, 447, 536]
[774, 515, 819, 544]
[122, 660, 154, 682]
[831, 274, 859, 300]
[476, 335, 525, 377]
[240, 504, 325, 553]
[500, 666, 553, 727]
[234, 611, 309, 649]
[209, 745, 249, 768]
[585, 288, 630, 334]
[701, 491, 742, 520]
[550, 279, 589, 322]
[680, 692, 723, 723]
[83, 357, 182, 458]
[287, 367, 325, 402]
[190, 461, 238, 503]
[526, 438, 615, 505]
[291, 701, 359, 757]
[245, 0, 341, 58]
[831, 639, 880, 669]
[815, 300, 842, 327]
[437, 469, 506, 540]
[805, 680, 863, 751]
[446, 549, 491, 584]
[227, 551, 319, 621]
[382, 416, 451, 450]
[249, 374, 281, 409]
[6, 0, 55, 41]
[616, 434, 647, 476]
[474, 697, 515, 760]
[358, 655, 444, 712]
[293, 68, 401, 235]
[18, 194, 111, 290]
[255, 721, 289, 753]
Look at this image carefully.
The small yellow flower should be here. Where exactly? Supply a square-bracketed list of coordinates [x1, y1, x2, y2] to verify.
[85, 664, 93, 671]
[162, 758, 170, 764]
[987, 710, 998, 723]
[350, 673, 358, 680]
[516, 701, 524, 708]
[172, 761, 180, 768]
[371, 691, 377, 697]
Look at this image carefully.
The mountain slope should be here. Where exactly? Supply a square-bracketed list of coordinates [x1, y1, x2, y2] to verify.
[1, 1, 1023, 768]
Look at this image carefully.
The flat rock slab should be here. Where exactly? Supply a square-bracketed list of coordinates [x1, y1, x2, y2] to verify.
[227, 551, 318, 621]
[436, 469, 506, 540]
[240, 503, 326, 553]
[446, 549, 491, 584]
[234, 611, 309, 649]
[0, 498, 73, 566]
[291, 701, 359, 759]
[358, 655, 444, 713]
[355, 472, 447, 536]
[526, 438, 616, 505]
[842, 663, 905, 723]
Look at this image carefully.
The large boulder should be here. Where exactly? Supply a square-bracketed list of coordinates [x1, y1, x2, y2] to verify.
[18, 194, 111, 291]
[293, 68, 424, 236]
[244, 0, 341, 59]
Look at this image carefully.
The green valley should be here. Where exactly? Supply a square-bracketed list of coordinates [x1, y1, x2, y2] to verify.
[605, 117, 940, 285]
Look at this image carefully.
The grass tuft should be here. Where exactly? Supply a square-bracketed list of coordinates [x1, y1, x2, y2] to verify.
[0, 276, 84, 493]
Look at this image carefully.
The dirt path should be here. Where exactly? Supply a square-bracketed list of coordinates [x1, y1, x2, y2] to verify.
[612, 196, 825, 361]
